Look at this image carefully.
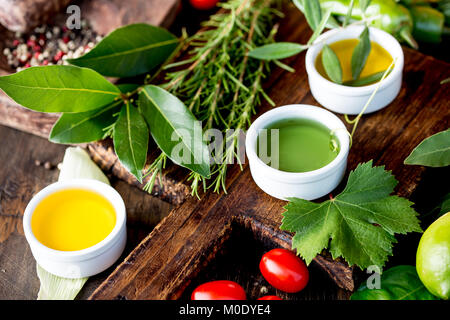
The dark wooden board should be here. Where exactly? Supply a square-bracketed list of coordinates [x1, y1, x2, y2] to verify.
[87, 7, 450, 300]
[0, 125, 173, 299]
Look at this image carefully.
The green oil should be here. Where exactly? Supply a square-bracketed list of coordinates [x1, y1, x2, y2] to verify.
[257, 118, 340, 173]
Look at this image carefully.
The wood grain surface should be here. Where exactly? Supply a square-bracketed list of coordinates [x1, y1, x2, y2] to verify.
[0, 125, 173, 299]
[88, 6, 450, 300]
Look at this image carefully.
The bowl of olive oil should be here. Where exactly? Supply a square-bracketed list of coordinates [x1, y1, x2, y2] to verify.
[305, 25, 404, 115]
[246, 105, 350, 201]
[23, 179, 126, 278]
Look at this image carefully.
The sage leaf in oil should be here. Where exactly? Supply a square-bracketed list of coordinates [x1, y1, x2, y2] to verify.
[113, 102, 149, 182]
[404, 129, 450, 167]
[69, 24, 178, 78]
[49, 101, 122, 144]
[351, 27, 371, 80]
[322, 45, 343, 84]
[303, 0, 322, 31]
[139, 85, 211, 178]
[248, 42, 307, 60]
[344, 70, 388, 87]
[0, 66, 120, 113]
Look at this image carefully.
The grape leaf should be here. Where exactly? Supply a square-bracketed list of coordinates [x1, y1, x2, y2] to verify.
[404, 129, 450, 167]
[281, 161, 422, 269]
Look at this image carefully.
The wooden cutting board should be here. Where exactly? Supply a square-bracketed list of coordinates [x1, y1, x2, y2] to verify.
[88, 8, 449, 299]
[0, 3, 449, 299]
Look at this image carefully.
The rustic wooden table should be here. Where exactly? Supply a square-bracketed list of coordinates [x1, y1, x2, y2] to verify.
[0, 1, 449, 300]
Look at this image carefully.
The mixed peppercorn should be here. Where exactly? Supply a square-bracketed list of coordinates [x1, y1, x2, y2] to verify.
[3, 20, 101, 72]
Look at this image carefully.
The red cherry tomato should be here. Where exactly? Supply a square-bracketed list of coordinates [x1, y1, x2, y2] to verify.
[191, 280, 246, 300]
[259, 248, 309, 293]
[257, 295, 283, 300]
[189, 0, 219, 10]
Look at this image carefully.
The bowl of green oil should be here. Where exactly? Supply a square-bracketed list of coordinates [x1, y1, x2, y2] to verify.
[246, 105, 350, 200]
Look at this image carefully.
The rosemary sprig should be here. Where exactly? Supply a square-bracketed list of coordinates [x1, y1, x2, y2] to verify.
[145, 0, 281, 197]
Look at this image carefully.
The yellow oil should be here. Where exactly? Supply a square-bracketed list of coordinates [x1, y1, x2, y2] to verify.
[315, 39, 393, 84]
[31, 189, 116, 251]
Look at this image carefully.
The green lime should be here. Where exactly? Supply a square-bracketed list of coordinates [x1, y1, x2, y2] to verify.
[416, 212, 450, 300]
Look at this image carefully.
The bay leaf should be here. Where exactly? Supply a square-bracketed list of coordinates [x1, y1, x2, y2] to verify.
[0, 65, 120, 113]
[351, 27, 371, 80]
[248, 42, 307, 60]
[69, 24, 178, 78]
[49, 101, 122, 144]
[113, 103, 149, 182]
[404, 129, 450, 167]
[322, 45, 343, 84]
[139, 85, 210, 178]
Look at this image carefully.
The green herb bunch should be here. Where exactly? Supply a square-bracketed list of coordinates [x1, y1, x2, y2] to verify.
[160, 0, 283, 195]
[0, 0, 282, 197]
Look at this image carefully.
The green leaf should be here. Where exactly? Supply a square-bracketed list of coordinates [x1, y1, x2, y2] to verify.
[321, 45, 343, 84]
[139, 85, 210, 178]
[248, 43, 307, 60]
[439, 193, 450, 217]
[307, 9, 333, 45]
[343, 0, 355, 27]
[351, 27, 371, 80]
[360, 0, 372, 13]
[49, 101, 122, 144]
[113, 102, 149, 182]
[351, 266, 438, 300]
[304, 0, 322, 30]
[404, 129, 450, 167]
[68, 24, 178, 78]
[0, 66, 120, 113]
[343, 70, 388, 87]
[281, 161, 422, 269]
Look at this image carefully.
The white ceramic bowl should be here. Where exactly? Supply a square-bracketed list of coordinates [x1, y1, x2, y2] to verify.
[23, 179, 126, 278]
[246, 104, 350, 201]
[305, 25, 404, 115]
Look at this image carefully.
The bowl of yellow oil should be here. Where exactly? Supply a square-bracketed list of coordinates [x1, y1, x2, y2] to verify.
[23, 179, 126, 278]
[305, 25, 404, 115]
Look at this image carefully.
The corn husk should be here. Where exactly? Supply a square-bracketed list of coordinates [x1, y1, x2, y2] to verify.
[37, 147, 110, 300]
